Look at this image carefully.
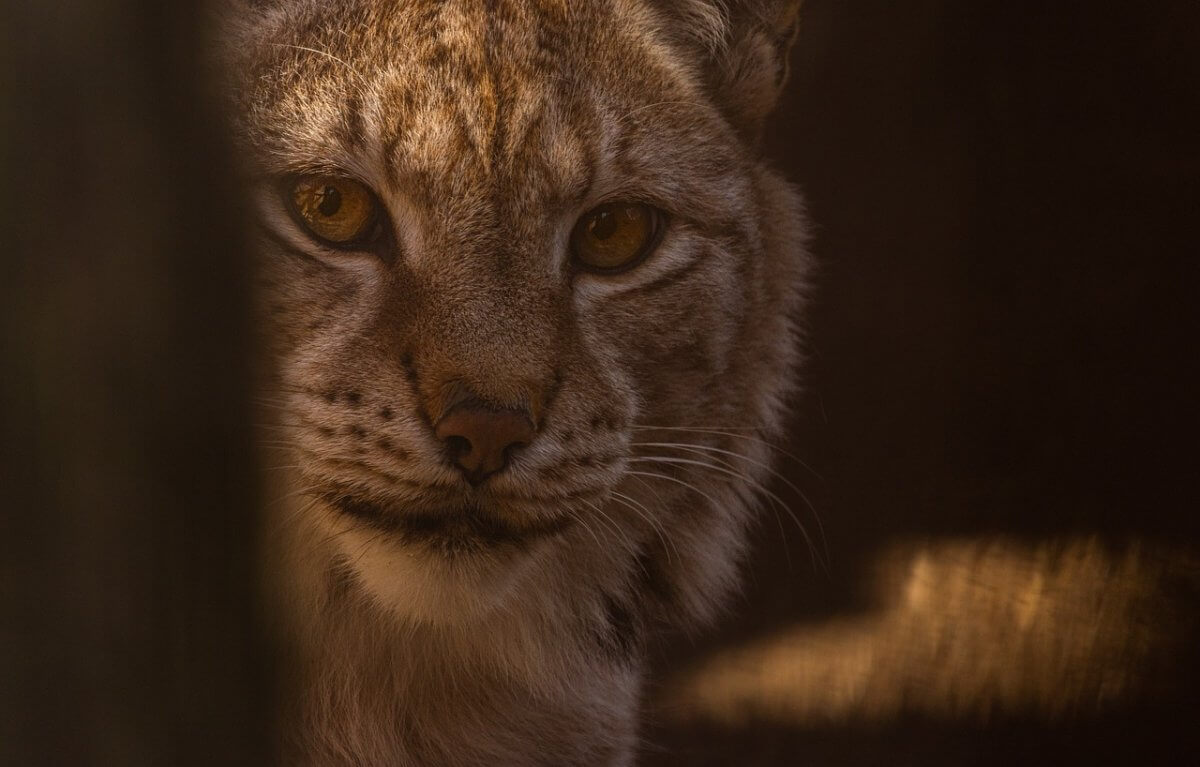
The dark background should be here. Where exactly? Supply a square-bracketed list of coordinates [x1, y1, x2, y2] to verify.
[721, 0, 1200, 634]
[3, 0, 1197, 764]
[650, 0, 1200, 763]
[2, 1, 268, 764]
[781, 0, 1198, 550]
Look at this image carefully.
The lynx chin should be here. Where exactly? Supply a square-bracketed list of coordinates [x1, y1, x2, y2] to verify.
[221, 0, 810, 763]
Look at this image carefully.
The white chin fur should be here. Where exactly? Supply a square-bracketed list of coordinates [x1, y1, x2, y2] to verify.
[334, 523, 543, 627]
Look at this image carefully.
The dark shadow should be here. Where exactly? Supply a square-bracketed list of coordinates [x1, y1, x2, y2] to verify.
[643, 0, 1200, 761]
[2, 2, 269, 764]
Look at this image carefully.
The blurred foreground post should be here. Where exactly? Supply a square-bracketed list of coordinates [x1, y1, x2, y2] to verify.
[2, 1, 269, 764]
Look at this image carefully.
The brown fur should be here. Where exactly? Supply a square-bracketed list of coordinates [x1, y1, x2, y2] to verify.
[220, 1, 810, 763]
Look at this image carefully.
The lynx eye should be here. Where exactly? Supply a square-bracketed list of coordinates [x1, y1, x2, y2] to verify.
[570, 202, 664, 272]
[287, 175, 379, 247]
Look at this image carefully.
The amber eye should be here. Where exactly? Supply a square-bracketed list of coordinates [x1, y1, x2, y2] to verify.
[570, 202, 664, 272]
[287, 175, 379, 247]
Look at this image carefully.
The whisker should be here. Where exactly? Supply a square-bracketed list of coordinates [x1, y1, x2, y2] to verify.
[346, 520, 397, 571]
[608, 489, 676, 564]
[629, 456, 825, 573]
[259, 383, 312, 394]
[632, 440, 826, 563]
[317, 501, 366, 552]
[263, 484, 321, 509]
[252, 395, 294, 406]
[633, 442, 796, 572]
[624, 469, 725, 513]
[562, 506, 605, 551]
[254, 422, 304, 432]
[267, 493, 340, 553]
[631, 424, 756, 432]
[580, 498, 639, 557]
[632, 424, 823, 480]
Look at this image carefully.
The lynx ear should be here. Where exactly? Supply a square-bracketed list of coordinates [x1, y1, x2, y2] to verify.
[664, 0, 803, 143]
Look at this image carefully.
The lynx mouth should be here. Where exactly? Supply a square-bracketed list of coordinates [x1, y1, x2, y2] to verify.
[326, 493, 573, 550]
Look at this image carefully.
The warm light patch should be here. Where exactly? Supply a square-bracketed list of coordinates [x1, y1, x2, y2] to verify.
[654, 537, 1197, 726]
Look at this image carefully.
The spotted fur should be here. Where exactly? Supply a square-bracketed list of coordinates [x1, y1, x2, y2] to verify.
[221, 1, 809, 763]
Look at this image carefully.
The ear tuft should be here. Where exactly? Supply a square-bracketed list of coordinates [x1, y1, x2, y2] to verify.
[664, 0, 803, 144]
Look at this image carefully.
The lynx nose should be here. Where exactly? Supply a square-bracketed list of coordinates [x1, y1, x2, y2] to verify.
[434, 400, 535, 485]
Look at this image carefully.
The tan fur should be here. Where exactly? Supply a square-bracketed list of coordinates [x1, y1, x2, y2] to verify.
[220, 1, 810, 763]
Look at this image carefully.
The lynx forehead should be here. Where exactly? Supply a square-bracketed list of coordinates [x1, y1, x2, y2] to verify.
[239, 0, 742, 203]
[226, 0, 808, 763]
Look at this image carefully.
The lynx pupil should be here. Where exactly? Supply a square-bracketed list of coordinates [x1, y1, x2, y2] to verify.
[590, 210, 617, 239]
[317, 186, 342, 217]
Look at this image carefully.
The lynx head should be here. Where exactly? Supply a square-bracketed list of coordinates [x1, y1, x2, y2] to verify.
[226, 0, 810, 633]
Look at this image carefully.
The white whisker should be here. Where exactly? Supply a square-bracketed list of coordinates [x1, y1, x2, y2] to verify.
[562, 507, 605, 551]
[580, 498, 639, 557]
[632, 424, 823, 480]
[608, 489, 676, 564]
[628, 456, 825, 573]
[632, 440, 827, 563]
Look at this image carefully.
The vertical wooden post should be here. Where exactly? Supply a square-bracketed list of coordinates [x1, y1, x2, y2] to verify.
[1, 2, 269, 764]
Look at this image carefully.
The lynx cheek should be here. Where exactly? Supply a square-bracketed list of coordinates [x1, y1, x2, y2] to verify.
[286, 175, 379, 248]
[570, 202, 664, 272]
[237, 0, 811, 761]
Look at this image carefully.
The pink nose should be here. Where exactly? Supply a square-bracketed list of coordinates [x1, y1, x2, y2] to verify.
[434, 402, 535, 485]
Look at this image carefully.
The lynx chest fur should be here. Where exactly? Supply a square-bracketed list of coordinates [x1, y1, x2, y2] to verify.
[223, 0, 809, 763]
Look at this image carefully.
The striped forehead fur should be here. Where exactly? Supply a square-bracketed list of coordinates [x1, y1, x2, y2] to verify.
[225, 0, 811, 763]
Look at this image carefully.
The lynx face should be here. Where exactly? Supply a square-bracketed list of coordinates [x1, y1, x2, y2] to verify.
[229, 0, 808, 630]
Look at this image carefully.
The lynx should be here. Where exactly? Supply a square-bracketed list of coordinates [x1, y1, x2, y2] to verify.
[222, 0, 809, 763]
